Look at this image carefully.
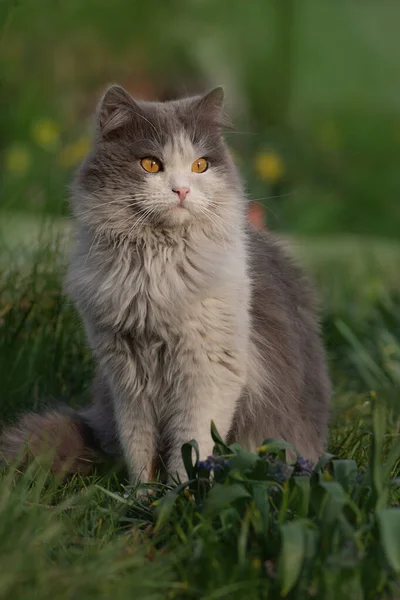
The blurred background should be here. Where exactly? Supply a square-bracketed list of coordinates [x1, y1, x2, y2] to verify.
[1, 0, 400, 238]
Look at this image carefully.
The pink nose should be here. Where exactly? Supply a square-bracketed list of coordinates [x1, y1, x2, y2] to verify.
[172, 187, 190, 203]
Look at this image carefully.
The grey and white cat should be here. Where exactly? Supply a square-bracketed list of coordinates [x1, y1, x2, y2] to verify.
[0, 85, 331, 482]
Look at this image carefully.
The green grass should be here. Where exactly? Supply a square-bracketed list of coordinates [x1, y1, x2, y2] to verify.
[1, 231, 400, 599]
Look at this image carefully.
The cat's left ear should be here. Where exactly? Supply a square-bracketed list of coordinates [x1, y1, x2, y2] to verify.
[96, 84, 141, 137]
[193, 87, 233, 130]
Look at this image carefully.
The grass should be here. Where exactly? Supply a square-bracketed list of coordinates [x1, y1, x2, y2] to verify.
[1, 228, 400, 599]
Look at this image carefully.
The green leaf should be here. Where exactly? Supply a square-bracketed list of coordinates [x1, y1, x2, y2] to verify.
[245, 458, 271, 481]
[237, 506, 251, 566]
[337, 513, 356, 541]
[313, 452, 335, 474]
[230, 448, 259, 475]
[314, 479, 361, 533]
[304, 527, 318, 560]
[377, 508, 400, 573]
[154, 490, 179, 532]
[323, 565, 364, 600]
[319, 481, 348, 525]
[291, 476, 311, 518]
[210, 421, 230, 452]
[205, 483, 251, 514]
[278, 521, 306, 596]
[259, 438, 298, 458]
[228, 442, 242, 453]
[332, 459, 358, 492]
[252, 482, 269, 534]
[181, 440, 199, 481]
[370, 397, 388, 509]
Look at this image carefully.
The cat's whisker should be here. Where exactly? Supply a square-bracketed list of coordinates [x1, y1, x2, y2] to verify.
[83, 203, 136, 264]
[126, 206, 159, 239]
[102, 204, 133, 228]
[84, 230, 102, 266]
[195, 206, 233, 243]
[250, 191, 296, 203]
[77, 192, 162, 218]
[76, 199, 133, 218]
[126, 211, 150, 236]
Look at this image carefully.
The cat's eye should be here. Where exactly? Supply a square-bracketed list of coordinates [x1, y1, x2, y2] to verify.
[191, 157, 208, 173]
[141, 157, 162, 173]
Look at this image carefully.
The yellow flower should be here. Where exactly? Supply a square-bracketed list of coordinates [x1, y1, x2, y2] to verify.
[59, 136, 90, 169]
[255, 151, 284, 183]
[4, 145, 31, 174]
[31, 119, 60, 150]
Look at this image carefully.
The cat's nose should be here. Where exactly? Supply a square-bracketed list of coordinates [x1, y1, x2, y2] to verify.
[172, 187, 190, 203]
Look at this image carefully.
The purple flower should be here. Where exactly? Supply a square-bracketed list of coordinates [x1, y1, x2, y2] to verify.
[263, 455, 291, 483]
[198, 455, 231, 472]
[293, 457, 313, 476]
[198, 459, 213, 471]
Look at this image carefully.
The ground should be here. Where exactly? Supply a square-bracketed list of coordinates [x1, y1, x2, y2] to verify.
[1, 219, 400, 599]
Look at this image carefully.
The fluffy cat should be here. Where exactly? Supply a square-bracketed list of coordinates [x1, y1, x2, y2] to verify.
[0, 85, 331, 482]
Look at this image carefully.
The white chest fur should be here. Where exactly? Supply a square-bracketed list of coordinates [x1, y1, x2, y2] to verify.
[72, 227, 248, 336]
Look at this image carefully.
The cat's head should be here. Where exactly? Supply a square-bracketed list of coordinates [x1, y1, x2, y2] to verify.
[72, 85, 243, 237]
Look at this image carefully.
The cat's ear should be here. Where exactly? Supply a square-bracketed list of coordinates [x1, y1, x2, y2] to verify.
[193, 87, 233, 130]
[96, 85, 140, 136]
[196, 87, 224, 116]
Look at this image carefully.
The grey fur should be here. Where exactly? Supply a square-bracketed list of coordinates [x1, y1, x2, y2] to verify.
[0, 85, 330, 482]
[64, 84, 331, 483]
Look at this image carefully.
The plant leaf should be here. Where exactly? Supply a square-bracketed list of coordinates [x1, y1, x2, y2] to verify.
[377, 508, 400, 573]
[230, 448, 259, 475]
[237, 506, 251, 566]
[319, 481, 348, 525]
[259, 438, 298, 458]
[313, 453, 335, 474]
[210, 421, 230, 452]
[252, 482, 269, 534]
[278, 521, 306, 596]
[205, 483, 251, 514]
[304, 527, 318, 560]
[371, 397, 387, 510]
[154, 490, 179, 532]
[291, 476, 311, 518]
[332, 459, 358, 492]
[181, 440, 199, 481]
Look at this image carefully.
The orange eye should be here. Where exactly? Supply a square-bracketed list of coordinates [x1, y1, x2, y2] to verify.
[141, 157, 162, 173]
[191, 157, 208, 173]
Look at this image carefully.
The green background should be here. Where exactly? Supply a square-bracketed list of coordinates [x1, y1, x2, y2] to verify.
[1, 0, 400, 238]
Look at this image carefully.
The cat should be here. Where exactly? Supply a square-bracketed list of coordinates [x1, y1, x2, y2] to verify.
[0, 85, 331, 483]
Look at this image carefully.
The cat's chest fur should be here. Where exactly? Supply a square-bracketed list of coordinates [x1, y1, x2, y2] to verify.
[71, 226, 249, 344]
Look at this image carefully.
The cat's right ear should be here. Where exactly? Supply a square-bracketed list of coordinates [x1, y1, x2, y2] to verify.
[96, 85, 139, 137]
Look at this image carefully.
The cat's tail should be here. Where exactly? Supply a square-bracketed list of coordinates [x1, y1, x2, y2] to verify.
[0, 407, 101, 476]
